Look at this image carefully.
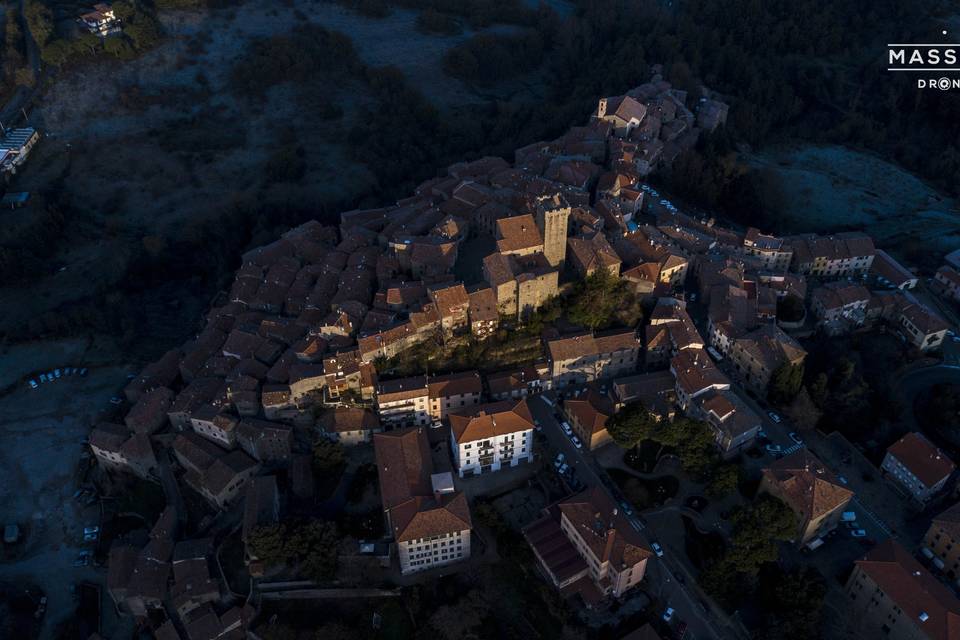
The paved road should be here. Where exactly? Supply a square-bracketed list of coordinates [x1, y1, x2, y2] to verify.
[528, 395, 741, 640]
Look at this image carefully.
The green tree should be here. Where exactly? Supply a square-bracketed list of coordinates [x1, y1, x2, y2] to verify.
[606, 402, 658, 448]
[566, 269, 624, 330]
[768, 362, 804, 405]
[24, 0, 53, 47]
[706, 463, 740, 499]
[312, 438, 345, 474]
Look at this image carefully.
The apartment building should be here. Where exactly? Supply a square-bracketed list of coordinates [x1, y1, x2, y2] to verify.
[922, 502, 960, 578]
[563, 388, 615, 451]
[449, 399, 535, 477]
[375, 376, 430, 428]
[487, 365, 551, 401]
[694, 389, 761, 458]
[934, 265, 960, 302]
[811, 281, 871, 332]
[727, 324, 806, 394]
[374, 428, 472, 574]
[428, 371, 484, 421]
[320, 407, 382, 446]
[788, 231, 875, 277]
[523, 487, 652, 600]
[760, 449, 854, 546]
[742, 228, 792, 271]
[845, 539, 960, 640]
[547, 329, 640, 388]
[882, 432, 955, 502]
[670, 350, 730, 411]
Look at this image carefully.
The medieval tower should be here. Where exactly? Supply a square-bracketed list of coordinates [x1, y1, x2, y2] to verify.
[535, 194, 570, 269]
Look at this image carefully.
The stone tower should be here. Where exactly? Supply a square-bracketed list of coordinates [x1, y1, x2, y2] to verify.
[535, 194, 570, 269]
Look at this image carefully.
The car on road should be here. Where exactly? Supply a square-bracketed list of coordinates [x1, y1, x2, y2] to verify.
[838, 475, 849, 485]
[620, 502, 634, 517]
[54, 369, 62, 379]
[561, 422, 573, 436]
[79, 368, 88, 376]
[765, 444, 783, 457]
[841, 511, 857, 522]
[788, 432, 804, 445]
[844, 520, 861, 529]
[662, 607, 675, 623]
[39, 373, 48, 383]
[28, 379, 38, 389]
[73, 552, 91, 567]
[651, 542, 664, 557]
[109, 397, 123, 405]
[767, 411, 782, 423]
[557, 463, 569, 475]
[571, 435, 582, 449]
[850, 529, 867, 538]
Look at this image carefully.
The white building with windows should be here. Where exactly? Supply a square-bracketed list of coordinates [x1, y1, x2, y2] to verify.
[374, 428, 472, 574]
[449, 399, 535, 477]
[882, 432, 955, 503]
[375, 376, 429, 428]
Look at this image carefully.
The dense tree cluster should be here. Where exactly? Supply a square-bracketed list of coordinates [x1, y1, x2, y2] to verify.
[247, 520, 340, 581]
[699, 493, 797, 607]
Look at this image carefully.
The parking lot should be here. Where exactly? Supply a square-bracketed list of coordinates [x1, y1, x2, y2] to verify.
[0, 337, 134, 639]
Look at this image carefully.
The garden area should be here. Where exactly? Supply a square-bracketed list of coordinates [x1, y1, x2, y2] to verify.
[608, 468, 679, 511]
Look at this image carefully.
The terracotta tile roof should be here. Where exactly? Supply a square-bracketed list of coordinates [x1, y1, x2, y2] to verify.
[468, 287, 499, 323]
[483, 251, 516, 287]
[558, 487, 652, 568]
[391, 492, 473, 542]
[871, 249, 916, 287]
[321, 407, 379, 434]
[565, 389, 613, 436]
[487, 366, 544, 396]
[496, 214, 543, 254]
[373, 427, 434, 511]
[603, 95, 648, 123]
[428, 370, 482, 399]
[449, 398, 534, 443]
[548, 329, 639, 363]
[670, 350, 729, 397]
[377, 376, 429, 403]
[429, 282, 470, 319]
[763, 449, 853, 520]
[887, 432, 955, 488]
[855, 539, 960, 640]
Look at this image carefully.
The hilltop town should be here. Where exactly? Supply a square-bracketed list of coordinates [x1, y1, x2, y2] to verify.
[26, 67, 960, 640]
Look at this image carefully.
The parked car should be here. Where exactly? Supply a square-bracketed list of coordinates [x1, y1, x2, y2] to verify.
[837, 475, 849, 485]
[571, 435, 582, 449]
[28, 379, 38, 389]
[662, 607, 675, 623]
[54, 369, 62, 379]
[850, 529, 868, 538]
[73, 552, 91, 567]
[765, 444, 783, 456]
[109, 397, 123, 405]
[557, 463, 569, 475]
[620, 502, 634, 517]
[844, 521, 861, 529]
[39, 373, 48, 383]
[79, 368, 88, 376]
[788, 432, 804, 445]
[561, 422, 573, 436]
[841, 511, 858, 522]
[767, 411, 782, 423]
[651, 542, 664, 558]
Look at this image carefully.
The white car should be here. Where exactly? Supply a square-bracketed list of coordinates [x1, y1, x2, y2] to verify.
[557, 463, 569, 475]
[663, 607, 675, 622]
[850, 529, 867, 538]
[767, 411, 782, 424]
[54, 369, 62, 379]
[788, 432, 804, 445]
[651, 542, 664, 557]
[28, 379, 38, 389]
[571, 435, 582, 449]
[561, 422, 573, 436]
